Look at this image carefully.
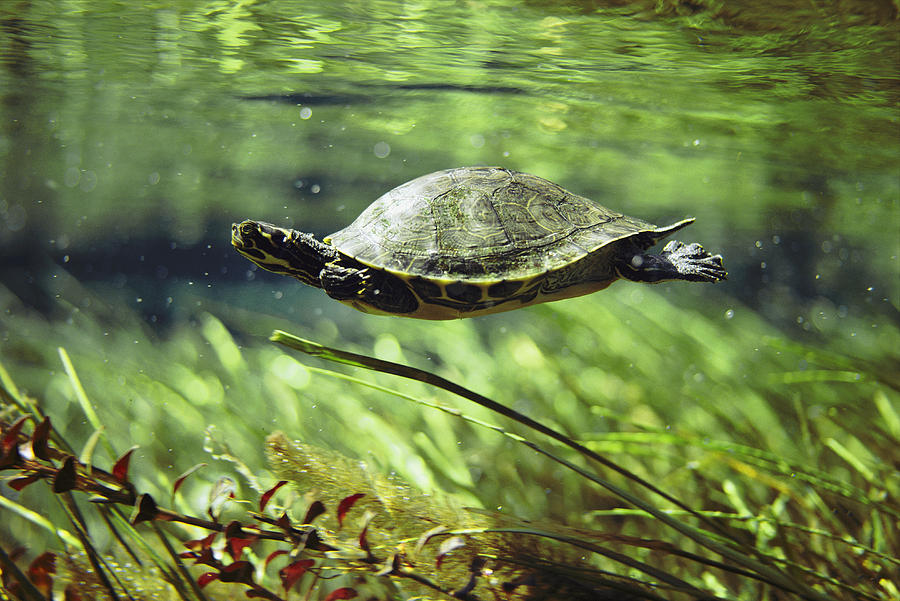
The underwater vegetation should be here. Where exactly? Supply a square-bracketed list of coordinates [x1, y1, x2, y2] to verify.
[0, 272, 897, 600]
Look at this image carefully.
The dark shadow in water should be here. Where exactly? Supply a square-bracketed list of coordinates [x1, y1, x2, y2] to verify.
[240, 92, 373, 105]
[240, 83, 527, 105]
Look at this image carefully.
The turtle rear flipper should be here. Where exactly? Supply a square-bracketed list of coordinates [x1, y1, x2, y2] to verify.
[621, 240, 727, 283]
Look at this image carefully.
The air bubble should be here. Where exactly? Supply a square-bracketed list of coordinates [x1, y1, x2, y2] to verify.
[374, 141, 390, 158]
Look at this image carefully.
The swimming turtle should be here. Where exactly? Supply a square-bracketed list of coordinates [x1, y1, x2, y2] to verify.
[231, 166, 726, 319]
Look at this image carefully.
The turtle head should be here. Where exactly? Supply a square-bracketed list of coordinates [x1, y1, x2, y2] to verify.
[231, 220, 337, 288]
[231, 220, 292, 265]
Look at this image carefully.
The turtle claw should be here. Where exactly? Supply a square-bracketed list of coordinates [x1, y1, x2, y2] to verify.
[321, 265, 370, 298]
[321, 263, 419, 313]
[661, 240, 727, 282]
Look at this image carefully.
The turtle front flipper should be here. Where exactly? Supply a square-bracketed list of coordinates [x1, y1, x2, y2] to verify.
[321, 263, 419, 315]
[619, 240, 727, 283]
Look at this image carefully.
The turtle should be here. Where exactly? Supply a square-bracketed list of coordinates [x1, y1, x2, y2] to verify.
[231, 166, 726, 320]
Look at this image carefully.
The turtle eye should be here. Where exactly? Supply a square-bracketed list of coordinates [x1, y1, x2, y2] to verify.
[240, 222, 257, 236]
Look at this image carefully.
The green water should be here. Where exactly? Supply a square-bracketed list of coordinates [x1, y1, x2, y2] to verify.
[2, 0, 897, 332]
[0, 3, 898, 598]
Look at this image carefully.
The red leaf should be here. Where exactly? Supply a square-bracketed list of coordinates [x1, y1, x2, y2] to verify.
[227, 536, 257, 561]
[173, 463, 206, 494]
[324, 587, 357, 601]
[224, 520, 245, 538]
[9, 475, 41, 491]
[0, 441, 21, 469]
[358, 523, 370, 553]
[336, 493, 365, 528]
[197, 572, 219, 588]
[184, 532, 218, 550]
[2, 416, 28, 454]
[259, 480, 287, 512]
[218, 560, 255, 585]
[279, 559, 314, 591]
[28, 552, 56, 597]
[112, 446, 138, 483]
[193, 548, 218, 568]
[31, 417, 52, 460]
[130, 493, 159, 524]
[304, 529, 336, 552]
[275, 512, 292, 531]
[264, 549, 289, 569]
[302, 500, 326, 525]
[53, 456, 78, 493]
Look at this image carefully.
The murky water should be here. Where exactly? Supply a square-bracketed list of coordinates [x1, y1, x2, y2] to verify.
[1, 1, 897, 331]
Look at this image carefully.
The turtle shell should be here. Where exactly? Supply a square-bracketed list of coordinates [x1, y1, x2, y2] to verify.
[325, 166, 658, 282]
